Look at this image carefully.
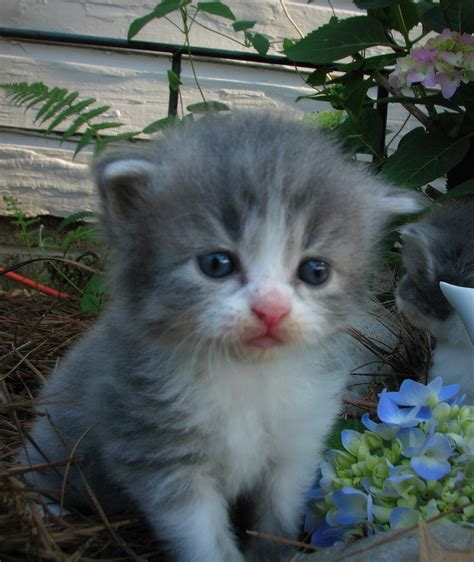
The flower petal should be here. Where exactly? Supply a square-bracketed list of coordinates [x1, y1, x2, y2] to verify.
[438, 383, 460, 402]
[311, 521, 347, 547]
[341, 429, 362, 455]
[411, 455, 451, 480]
[424, 433, 453, 461]
[398, 427, 426, 457]
[389, 507, 420, 529]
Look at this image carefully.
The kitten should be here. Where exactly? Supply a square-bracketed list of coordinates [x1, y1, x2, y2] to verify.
[21, 112, 422, 562]
[396, 197, 474, 402]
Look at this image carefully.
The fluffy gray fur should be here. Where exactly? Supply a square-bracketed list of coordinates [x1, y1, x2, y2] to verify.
[21, 113, 423, 562]
[397, 197, 474, 400]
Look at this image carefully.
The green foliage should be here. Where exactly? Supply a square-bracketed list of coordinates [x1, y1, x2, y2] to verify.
[0, 82, 141, 157]
[3, 196, 41, 259]
[418, 0, 474, 33]
[244, 31, 270, 56]
[3, 196, 105, 312]
[381, 128, 471, 188]
[284, 16, 391, 64]
[197, 1, 235, 20]
[80, 274, 106, 313]
[283, 0, 474, 199]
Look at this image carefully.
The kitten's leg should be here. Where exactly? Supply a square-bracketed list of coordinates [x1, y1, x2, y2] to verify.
[133, 474, 245, 562]
[245, 462, 312, 562]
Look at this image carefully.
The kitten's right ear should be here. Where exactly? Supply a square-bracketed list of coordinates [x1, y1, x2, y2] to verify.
[93, 153, 157, 219]
[400, 222, 441, 280]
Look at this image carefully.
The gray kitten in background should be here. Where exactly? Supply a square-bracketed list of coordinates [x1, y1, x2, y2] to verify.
[21, 113, 422, 562]
[397, 197, 474, 401]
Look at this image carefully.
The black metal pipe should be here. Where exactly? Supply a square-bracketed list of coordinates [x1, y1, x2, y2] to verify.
[168, 52, 182, 117]
[375, 84, 389, 166]
[0, 27, 320, 69]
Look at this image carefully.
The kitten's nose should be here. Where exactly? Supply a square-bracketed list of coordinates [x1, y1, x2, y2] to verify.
[251, 292, 291, 329]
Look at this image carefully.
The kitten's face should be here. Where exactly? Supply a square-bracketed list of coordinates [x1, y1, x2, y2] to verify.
[396, 198, 474, 342]
[95, 113, 422, 358]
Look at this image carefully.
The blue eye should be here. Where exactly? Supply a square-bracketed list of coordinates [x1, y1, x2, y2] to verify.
[198, 252, 236, 279]
[298, 259, 330, 286]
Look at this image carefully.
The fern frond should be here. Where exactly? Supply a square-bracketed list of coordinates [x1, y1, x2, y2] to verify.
[34, 87, 68, 123]
[73, 127, 97, 157]
[1, 81, 135, 156]
[57, 210, 96, 232]
[40, 91, 79, 125]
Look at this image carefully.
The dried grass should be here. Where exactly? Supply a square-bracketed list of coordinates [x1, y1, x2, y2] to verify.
[0, 291, 162, 561]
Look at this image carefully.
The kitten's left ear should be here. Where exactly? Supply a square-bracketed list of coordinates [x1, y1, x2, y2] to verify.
[377, 188, 428, 216]
[93, 153, 157, 219]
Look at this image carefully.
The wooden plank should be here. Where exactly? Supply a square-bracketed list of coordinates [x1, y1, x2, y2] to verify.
[0, 130, 94, 217]
[0, 39, 321, 133]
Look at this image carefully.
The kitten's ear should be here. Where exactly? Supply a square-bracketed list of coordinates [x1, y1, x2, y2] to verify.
[377, 188, 428, 216]
[400, 222, 441, 280]
[93, 153, 157, 218]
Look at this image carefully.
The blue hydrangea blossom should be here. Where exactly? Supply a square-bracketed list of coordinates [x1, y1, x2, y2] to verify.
[305, 378, 473, 547]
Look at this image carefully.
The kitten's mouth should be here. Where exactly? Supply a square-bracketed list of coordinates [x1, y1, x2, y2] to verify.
[245, 332, 284, 349]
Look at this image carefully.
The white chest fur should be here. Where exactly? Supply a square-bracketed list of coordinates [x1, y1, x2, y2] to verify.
[190, 349, 348, 500]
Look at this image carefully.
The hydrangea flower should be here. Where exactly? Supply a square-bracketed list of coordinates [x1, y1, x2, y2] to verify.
[305, 377, 473, 547]
[389, 29, 474, 98]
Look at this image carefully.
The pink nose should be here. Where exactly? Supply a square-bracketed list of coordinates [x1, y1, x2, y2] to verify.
[251, 291, 291, 329]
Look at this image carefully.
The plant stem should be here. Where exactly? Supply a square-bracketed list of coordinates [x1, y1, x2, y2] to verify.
[191, 18, 247, 47]
[180, 7, 207, 104]
[373, 72, 432, 129]
[279, 0, 304, 39]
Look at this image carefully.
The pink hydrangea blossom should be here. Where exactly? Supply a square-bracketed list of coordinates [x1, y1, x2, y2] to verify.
[389, 29, 474, 99]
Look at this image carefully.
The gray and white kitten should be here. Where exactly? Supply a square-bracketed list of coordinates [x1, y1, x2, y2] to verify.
[21, 113, 422, 562]
[397, 197, 474, 401]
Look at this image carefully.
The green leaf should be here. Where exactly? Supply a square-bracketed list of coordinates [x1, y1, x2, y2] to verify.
[143, 116, 177, 133]
[57, 210, 95, 232]
[245, 31, 270, 56]
[81, 105, 111, 121]
[80, 274, 106, 313]
[284, 16, 390, 64]
[282, 38, 295, 51]
[367, 0, 419, 33]
[128, 0, 192, 38]
[186, 101, 230, 113]
[382, 129, 470, 188]
[441, 178, 474, 200]
[155, 0, 191, 19]
[73, 127, 97, 157]
[34, 88, 67, 123]
[167, 69, 182, 91]
[337, 108, 383, 158]
[197, 1, 235, 20]
[128, 12, 156, 40]
[232, 20, 256, 31]
[42, 91, 80, 130]
[419, 0, 474, 33]
[90, 121, 124, 131]
[62, 116, 88, 142]
[306, 68, 327, 86]
[341, 72, 372, 116]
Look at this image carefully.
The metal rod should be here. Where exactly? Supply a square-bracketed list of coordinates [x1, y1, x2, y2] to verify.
[375, 84, 389, 168]
[0, 27, 320, 68]
[168, 52, 182, 118]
